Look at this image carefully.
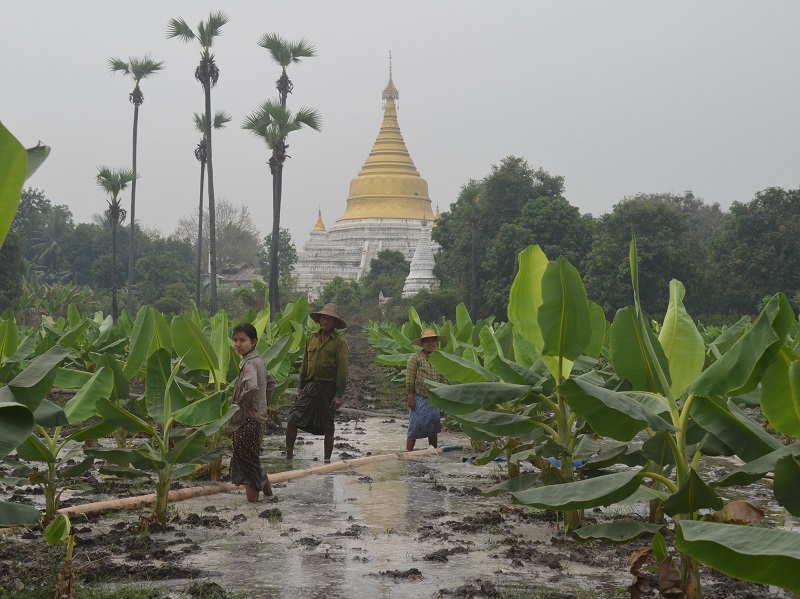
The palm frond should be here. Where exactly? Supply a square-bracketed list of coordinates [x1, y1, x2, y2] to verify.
[128, 54, 165, 81]
[108, 57, 130, 75]
[213, 111, 233, 128]
[166, 17, 195, 42]
[288, 38, 316, 62]
[194, 110, 232, 133]
[257, 32, 288, 64]
[295, 106, 322, 131]
[96, 166, 136, 199]
[198, 11, 231, 48]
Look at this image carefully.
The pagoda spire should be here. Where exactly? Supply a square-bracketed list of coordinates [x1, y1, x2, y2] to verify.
[312, 208, 326, 232]
[337, 58, 434, 222]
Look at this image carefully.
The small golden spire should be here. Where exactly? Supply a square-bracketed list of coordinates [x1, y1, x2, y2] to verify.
[313, 208, 326, 232]
[382, 51, 399, 103]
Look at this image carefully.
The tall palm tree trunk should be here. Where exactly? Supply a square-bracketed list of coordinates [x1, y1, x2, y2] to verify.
[111, 221, 119, 322]
[204, 83, 218, 313]
[196, 158, 206, 306]
[269, 164, 284, 313]
[126, 103, 140, 315]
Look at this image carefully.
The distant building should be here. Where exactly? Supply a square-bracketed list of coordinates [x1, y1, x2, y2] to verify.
[293, 66, 440, 300]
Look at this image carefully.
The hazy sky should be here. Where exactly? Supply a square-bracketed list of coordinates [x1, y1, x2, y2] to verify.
[3, 2, 798, 247]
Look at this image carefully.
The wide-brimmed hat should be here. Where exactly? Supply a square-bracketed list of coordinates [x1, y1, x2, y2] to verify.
[411, 328, 446, 346]
[310, 303, 347, 329]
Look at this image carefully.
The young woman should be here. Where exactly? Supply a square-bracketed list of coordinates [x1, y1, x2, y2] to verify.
[227, 323, 276, 502]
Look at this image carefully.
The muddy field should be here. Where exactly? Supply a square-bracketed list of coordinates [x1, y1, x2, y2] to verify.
[0, 331, 796, 599]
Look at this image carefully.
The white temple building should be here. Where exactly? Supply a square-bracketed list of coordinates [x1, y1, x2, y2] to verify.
[402, 219, 440, 297]
[293, 67, 440, 300]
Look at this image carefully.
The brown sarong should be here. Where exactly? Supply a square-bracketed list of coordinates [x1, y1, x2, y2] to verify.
[287, 381, 337, 436]
[230, 417, 269, 491]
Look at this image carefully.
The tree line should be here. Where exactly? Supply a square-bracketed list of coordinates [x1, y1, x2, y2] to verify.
[317, 155, 800, 325]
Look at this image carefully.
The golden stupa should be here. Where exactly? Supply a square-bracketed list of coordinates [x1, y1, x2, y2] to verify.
[336, 65, 435, 223]
[293, 61, 440, 299]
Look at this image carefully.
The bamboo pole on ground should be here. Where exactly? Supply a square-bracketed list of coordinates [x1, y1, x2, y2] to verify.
[57, 447, 442, 518]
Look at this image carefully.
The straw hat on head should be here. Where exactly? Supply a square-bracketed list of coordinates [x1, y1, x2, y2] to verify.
[411, 328, 446, 346]
[310, 303, 347, 329]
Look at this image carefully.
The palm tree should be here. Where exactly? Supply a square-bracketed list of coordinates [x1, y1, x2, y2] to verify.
[257, 33, 316, 108]
[29, 210, 73, 280]
[108, 54, 165, 315]
[242, 100, 321, 313]
[167, 11, 230, 312]
[96, 166, 135, 322]
[192, 110, 231, 306]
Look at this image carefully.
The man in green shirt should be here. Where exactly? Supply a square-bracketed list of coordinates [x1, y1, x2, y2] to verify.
[285, 303, 349, 461]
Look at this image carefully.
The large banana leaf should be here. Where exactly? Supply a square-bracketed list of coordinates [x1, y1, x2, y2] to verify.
[759, 352, 800, 437]
[427, 382, 531, 415]
[151, 309, 173, 354]
[487, 355, 544, 385]
[172, 391, 231, 426]
[262, 334, 292, 372]
[676, 520, 800, 593]
[508, 245, 548, 350]
[662, 469, 723, 516]
[572, 521, 664, 542]
[538, 257, 591, 365]
[171, 315, 219, 374]
[0, 500, 41, 527]
[0, 122, 39, 245]
[0, 318, 19, 359]
[688, 294, 794, 397]
[210, 311, 230, 386]
[16, 433, 55, 463]
[96, 398, 154, 435]
[714, 443, 800, 488]
[0, 402, 35, 459]
[773, 455, 800, 516]
[6, 345, 70, 411]
[450, 410, 538, 437]
[658, 280, 705, 398]
[513, 469, 641, 511]
[559, 378, 675, 441]
[690, 396, 783, 462]
[429, 350, 498, 383]
[32, 398, 68, 427]
[165, 428, 208, 464]
[124, 306, 155, 380]
[64, 367, 113, 424]
[609, 306, 672, 395]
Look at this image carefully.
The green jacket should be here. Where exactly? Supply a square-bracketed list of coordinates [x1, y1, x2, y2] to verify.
[300, 330, 349, 398]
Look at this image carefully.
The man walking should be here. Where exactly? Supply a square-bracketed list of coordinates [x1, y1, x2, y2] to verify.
[285, 303, 349, 462]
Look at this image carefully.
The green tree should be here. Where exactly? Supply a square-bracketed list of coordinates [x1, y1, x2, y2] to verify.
[711, 187, 800, 315]
[28, 209, 75, 280]
[259, 227, 297, 286]
[361, 249, 409, 300]
[192, 110, 231, 306]
[12, 188, 72, 259]
[135, 235, 194, 307]
[583, 196, 705, 318]
[108, 54, 165, 315]
[434, 157, 565, 319]
[482, 196, 594, 319]
[253, 33, 317, 316]
[317, 276, 363, 320]
[0, 232, 24, 310]
[242, 100, 321, 314]
[95, 166, 135, 321]
[258, 33, 316, 108]
[167, 10, 230, 313]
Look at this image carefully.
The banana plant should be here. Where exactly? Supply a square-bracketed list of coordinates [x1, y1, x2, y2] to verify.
[508, 241, 799, 597]
[85, 348, 236, 526]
